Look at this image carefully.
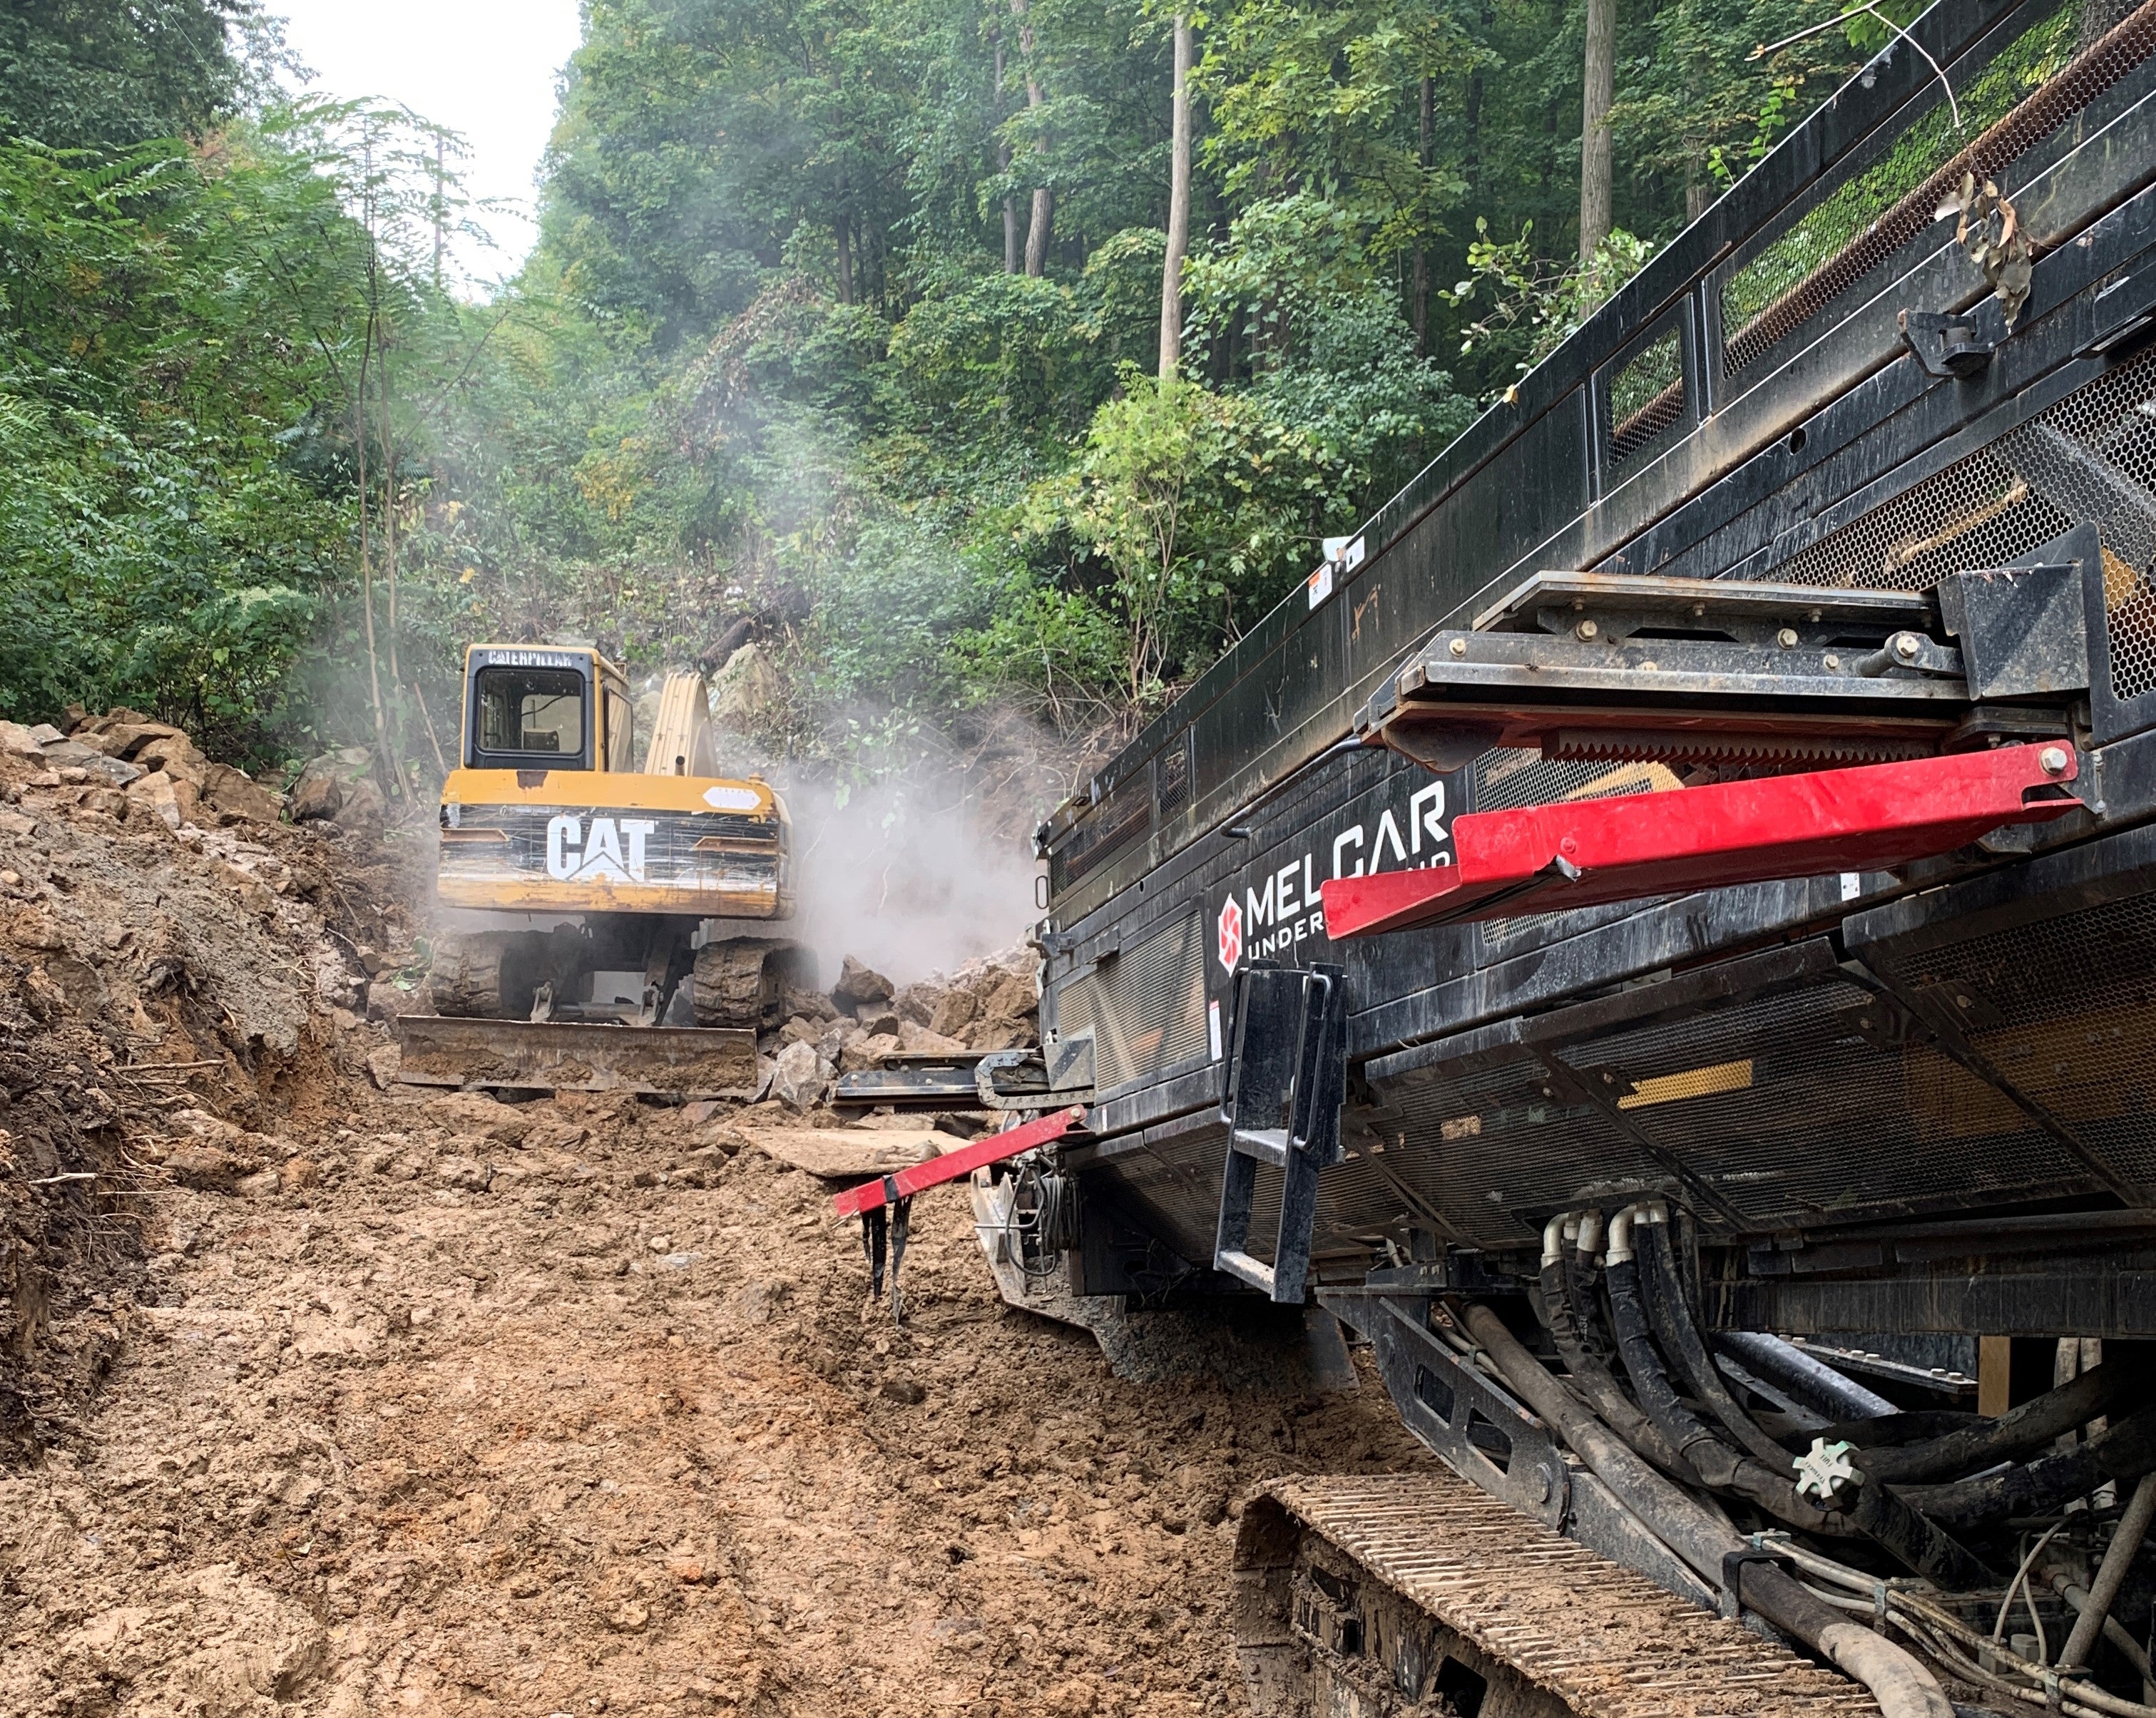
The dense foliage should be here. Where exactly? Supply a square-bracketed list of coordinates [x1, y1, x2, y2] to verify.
[0, 0, 1875, 772]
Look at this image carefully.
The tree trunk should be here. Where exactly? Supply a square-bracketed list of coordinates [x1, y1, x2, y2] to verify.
[995, 38, 1018, 272]
[431, 134, 445, 291]
[837, 217, 855, 304]
[1413, 73, 1433, 352]
[354, 305, 389, 778]
[1685, 163, 1712, 223]
[1013, 0, 1052, 275]
[1579, 0, 1616, 260]
[374, 312, 406, 798]
[378, 332, 399, 690]
[1158, 12, 1193, 378]
[1026, 188, 1053, 275]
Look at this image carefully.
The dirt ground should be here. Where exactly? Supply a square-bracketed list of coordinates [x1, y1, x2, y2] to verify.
[0, 742, 1436, 1718]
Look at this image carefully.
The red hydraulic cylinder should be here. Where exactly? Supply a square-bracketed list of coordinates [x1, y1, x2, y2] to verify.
[829, 1105, 1086, 1217]
[1320, 741, 2083, 939]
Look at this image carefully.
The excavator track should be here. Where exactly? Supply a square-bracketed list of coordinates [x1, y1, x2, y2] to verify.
[1235, 1472, 1878, 1718]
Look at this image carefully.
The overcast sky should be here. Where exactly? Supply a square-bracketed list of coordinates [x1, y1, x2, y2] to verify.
[270, 0, 586, 292]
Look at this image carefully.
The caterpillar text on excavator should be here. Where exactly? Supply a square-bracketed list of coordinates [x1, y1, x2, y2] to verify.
[833, 0, 2156, 1712]
[394, 643, 812, 1099]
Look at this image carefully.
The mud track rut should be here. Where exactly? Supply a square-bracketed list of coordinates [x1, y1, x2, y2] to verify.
[0, 1084, 1435, 1718]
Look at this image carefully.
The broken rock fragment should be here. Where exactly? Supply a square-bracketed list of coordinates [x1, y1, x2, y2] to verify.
[831, 954, 894, 1011]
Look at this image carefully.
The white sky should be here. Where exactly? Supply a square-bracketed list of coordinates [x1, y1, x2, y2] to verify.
[268, 0, 586, 292]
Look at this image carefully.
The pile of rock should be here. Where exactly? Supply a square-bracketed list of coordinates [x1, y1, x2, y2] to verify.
[762, 946, 1039, 1111]
[0, 710, 285, 830]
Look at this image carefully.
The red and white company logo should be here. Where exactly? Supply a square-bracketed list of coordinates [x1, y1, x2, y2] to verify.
[1217, 894, 1243, 973]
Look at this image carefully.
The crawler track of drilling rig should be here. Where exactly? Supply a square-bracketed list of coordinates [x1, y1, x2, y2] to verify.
[1235, 1475, 1876, 1718]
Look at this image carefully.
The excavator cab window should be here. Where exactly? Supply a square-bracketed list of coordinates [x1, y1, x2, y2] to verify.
[473, 667, 588, 767]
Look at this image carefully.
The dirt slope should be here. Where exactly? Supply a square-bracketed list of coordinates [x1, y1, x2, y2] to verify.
[0, 729, 1435, 1718]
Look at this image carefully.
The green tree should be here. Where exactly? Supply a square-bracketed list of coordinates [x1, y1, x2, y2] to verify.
[0, 0, 252, 153]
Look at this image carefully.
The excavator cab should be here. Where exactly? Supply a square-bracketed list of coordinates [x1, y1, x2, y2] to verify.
[460, 645, 635, 774]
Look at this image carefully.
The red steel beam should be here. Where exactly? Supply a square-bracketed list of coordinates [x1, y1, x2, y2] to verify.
[829, 1105, 1086, 1217]
[1320, 741, 2083, 939]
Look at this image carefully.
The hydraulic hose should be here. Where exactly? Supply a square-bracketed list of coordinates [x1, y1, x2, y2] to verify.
[2060, 1470, 2156, 1674]
[1565, 1209, 1613, 1358]
[1603, 1230, 1822, 1522]
[1819, 1409, 1983, 1448]
[1897, 1402, 2156, 1528]
[1638, 1215, 1805, 1463]
[1604, 1220, 1989, 1583]
[1460, 1301, 1955, 1718]
[1536, 1218, 1697, 1482]
[2043, 1553, 2156, 1685]
[1713, 1331, 1895, 1422]
[1856, 1359, 2152, 1486]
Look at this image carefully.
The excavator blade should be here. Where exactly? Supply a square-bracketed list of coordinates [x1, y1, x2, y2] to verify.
[392, 1016, 759, 1100]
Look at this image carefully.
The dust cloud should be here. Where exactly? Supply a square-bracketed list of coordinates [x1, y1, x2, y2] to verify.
[777, 767, 1045, 988]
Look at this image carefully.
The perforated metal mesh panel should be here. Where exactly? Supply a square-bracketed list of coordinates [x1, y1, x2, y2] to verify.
[1885, 892, 2156, 1186]
[1474, 752, 1681, 953]
[1083, 1125, 1227, 1263]
[1554, 979, 2090, 1227]
[1768, 347, 2156, 700]
[1053, 913, 1208, 1093]
[1720, 0, 2101, 377]
[1608, 328, 1686, 473]
[1049, 778, 1150, 892]
[1378, 1058, 1670, 1249]
[1158, 736, 1192, 824]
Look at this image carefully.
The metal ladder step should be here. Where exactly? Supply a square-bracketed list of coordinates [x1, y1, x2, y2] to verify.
[1215, 1249, 1279, 1297]
[1213, 962, 1347, 1304]
[1228, 1126, 1291, 1167]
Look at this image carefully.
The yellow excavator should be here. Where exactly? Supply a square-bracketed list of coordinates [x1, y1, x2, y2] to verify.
[394, 643, 811, 1099]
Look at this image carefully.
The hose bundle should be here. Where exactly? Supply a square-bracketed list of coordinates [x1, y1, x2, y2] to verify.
[1503, 1198, 2156, 1714]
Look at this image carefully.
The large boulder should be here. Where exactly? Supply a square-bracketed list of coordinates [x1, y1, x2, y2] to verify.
[288, 747, 374, 822]
[927, 987, 979, 1039]
[133, 731, 208, 787]
[710, 642, 782, 732]
[200, 762, 285, 826]
[0, 721, 45, 760]
[770, 1039, 832, 1111]
[333, 776, 388, 831]
[894, 979, 947, 1028]
[839, 1031, 901, 1073]
[124, 770, 183, 830]
[896, 1019, 968, 1055]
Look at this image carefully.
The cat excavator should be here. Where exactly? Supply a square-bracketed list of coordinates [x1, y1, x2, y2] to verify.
[393, 643, 812, 1098]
